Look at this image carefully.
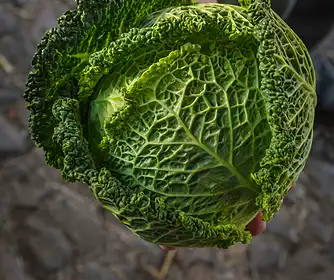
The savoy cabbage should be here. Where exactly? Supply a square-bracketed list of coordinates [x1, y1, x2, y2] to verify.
[24, 0, 316, 248]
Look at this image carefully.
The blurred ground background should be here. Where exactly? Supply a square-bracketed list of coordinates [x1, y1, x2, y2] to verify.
[1, 0, 334, 279]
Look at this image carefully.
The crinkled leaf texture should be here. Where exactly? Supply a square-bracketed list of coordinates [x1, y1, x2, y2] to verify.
[24, 0, 316, 248]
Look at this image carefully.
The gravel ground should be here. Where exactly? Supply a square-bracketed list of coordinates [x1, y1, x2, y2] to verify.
[1, 1, 334, 280]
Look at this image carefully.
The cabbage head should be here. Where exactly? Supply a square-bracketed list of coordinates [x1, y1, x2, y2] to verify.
[24, 0, 317, 248]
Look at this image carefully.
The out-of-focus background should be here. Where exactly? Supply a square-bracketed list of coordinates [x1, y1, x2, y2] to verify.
[1, 0, 334, 279]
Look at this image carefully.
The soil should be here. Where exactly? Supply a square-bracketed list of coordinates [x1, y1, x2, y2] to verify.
[1, 1, 334, 280]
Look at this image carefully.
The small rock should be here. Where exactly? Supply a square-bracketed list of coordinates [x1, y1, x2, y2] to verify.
[267, 207, 300, 243]
[177, 248, 216, 267]
[0, 182, 13, 228]
[305, 159, 334, 203]
[187, 263, 217, 280]
[306, 213, 333, 243]
[26, 218, 73, 271]
[13, 0, 38, 7]
[289, 248, 331, 270]
[165, 265, 185, 280]
[76, 262, 101, 280]
[284, 180, 306, 204]
[273, 273, 293, 280]
[0, 6, 17, 35]
[216, 271, 236, 280]
[311, 127, 334, 161]
[0, 35, 29, 71]
[0, 88, 23, 111]
[11, 180, 48, 207]
[0, 242, 35, 280]
[324, 237, 334, 263]
[305, 269, 334, 280]
[221, 243, 249, 276]
[45, 194, 105, 255]
[47, 265, 75, 280]
[0, 115, 30, 157]
[282, 248, 333, 279]
[248, 234, 288, 271]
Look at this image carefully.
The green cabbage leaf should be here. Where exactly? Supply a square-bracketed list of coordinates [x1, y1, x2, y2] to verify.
[24, 0, 316, 248]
